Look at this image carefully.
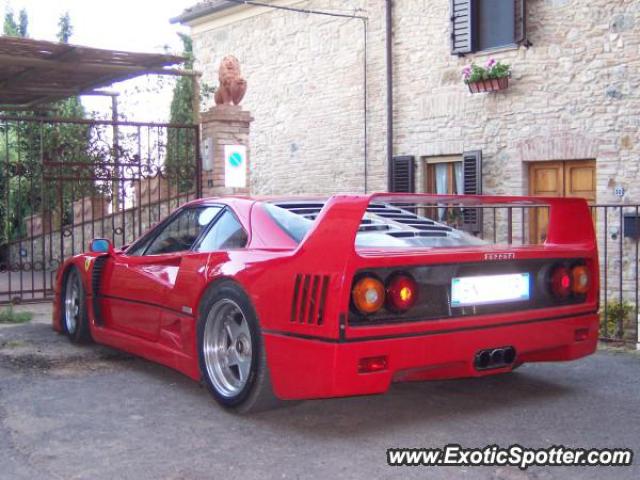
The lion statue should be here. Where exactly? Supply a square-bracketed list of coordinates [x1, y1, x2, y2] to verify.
[214, 55, 247, 106]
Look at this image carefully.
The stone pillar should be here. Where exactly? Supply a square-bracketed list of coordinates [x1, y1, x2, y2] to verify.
[199, 105, 253, 197]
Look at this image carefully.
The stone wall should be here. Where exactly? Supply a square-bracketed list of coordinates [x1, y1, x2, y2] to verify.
[189, 0, 638, 200]
[5, 196, 191, 267]
[393, 0, 639, 204]
[191, 0, 387, 195]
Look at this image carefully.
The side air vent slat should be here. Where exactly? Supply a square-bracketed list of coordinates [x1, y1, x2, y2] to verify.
[290, 274, 330, 325]
[91, 256, 108, 325]
[388, 231, 448, 238]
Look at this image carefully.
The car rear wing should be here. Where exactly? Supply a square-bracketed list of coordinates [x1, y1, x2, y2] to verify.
[297, 193, 597, 259]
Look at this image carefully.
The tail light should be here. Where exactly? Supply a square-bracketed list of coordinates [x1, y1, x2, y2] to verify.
[550, 266, 571, 299]
[571, 265, 590, 294]
[358, 355, 388, 373]
[352, 276, 385, 314]
[549, 264, 591, 299]
[386, 274, 418, 312]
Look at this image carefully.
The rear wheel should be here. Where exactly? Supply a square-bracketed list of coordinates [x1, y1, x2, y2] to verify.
[198, 281, 283, 413]
[62, 266, 92, 344]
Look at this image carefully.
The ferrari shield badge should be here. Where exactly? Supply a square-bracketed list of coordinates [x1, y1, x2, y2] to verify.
[84, 257, 92, 272]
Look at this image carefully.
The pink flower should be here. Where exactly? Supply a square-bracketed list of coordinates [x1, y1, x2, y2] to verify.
[486, 58, 496, 68]
[462, 66, 472, 78]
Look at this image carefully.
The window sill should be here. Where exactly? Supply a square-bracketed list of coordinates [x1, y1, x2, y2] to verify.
[458, 43, 521, 57]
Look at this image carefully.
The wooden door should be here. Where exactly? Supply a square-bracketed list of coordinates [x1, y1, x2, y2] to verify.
[528, 160, 596, 243]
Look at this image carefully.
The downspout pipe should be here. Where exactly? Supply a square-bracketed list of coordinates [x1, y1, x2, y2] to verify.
[385, 0, 394, 191]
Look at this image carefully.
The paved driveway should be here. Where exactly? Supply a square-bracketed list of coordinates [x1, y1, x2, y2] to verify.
[1, 305, 639, 480]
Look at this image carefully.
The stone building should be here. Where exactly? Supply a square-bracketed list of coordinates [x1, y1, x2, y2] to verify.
[174, 0, 638, 205]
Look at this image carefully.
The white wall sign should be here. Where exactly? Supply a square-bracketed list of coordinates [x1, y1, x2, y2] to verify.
[224, 145, 247, 188]
[202, 137, 214, 172]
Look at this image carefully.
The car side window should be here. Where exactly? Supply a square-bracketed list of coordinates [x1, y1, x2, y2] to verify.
[143, 206, 221, 256]
[197, 210, 247, 252]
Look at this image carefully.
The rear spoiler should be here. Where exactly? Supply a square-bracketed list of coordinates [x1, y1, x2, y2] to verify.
[297, 193, 596, 257]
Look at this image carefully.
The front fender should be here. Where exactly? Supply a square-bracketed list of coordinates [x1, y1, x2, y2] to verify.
[52, 254, 101, 332]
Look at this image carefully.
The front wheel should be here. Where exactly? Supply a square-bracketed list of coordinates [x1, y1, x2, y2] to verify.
[62, 266, 92, 344]
[198, 281, 283, 413]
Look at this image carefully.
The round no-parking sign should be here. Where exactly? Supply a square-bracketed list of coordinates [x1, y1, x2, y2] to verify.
[224, 145, 247, 188]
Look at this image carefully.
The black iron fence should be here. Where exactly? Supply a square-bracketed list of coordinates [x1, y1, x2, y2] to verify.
[0, 115, 200, 304]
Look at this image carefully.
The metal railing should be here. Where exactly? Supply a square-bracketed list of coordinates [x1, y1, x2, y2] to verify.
[408, 202, 640, 347]
[0, 115, 201, 303]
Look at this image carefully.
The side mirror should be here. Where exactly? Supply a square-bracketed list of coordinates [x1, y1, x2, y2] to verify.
[89, 238, 114, 254]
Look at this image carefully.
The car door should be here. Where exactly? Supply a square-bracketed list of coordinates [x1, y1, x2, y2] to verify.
[100, 206, 221, 341]
[161, 207, 249, 315]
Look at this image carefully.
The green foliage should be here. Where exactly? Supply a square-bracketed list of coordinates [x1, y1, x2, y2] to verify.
[166, 33, 196, 192]
[3, 8, 20, 36]
[600, 300, 634, 339]
[18, 8, 28, 37]
[0, 11, 95, 244]
[462, 58, 511, 84]
[0, 307, 32, 324]
[57, 11, 72, 43]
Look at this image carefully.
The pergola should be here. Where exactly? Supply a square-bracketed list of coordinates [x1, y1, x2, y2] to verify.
[0, 36, 198, 116]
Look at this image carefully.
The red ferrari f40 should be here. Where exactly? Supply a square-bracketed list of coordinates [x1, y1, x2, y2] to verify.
[53, 194, 599, 412]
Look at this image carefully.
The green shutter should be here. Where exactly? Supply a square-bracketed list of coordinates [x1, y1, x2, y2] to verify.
[451, 0, 474, 55]
[462, 150, 482, 233]
[389, 156, 416, 193]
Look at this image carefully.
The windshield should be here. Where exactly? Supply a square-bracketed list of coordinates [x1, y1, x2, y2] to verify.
[264, 202, 487, 248]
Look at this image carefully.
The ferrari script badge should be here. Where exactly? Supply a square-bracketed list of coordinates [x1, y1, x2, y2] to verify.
[484, 253, 515, 261]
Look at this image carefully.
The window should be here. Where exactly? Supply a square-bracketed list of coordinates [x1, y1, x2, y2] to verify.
[476, 0, 515, 51]
[196, 210, 247, 252]
[425, 160, 463, 195]
[423, 151, 482, 232]
[451, 0, 527, 55]
[142, 206, 221, 256]
[264, 202, 485, 249]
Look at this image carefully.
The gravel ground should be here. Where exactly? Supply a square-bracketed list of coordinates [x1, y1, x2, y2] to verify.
[1, 304, 639, 480]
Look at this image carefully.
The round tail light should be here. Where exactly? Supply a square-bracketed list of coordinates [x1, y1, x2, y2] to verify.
[550, 266, 571, 299]
[571, 265, 590, 295]
[352, 276, 385, 314]
[386, 274, 418, 312]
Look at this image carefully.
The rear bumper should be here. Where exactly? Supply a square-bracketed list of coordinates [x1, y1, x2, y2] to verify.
[263, 312, 598, 400]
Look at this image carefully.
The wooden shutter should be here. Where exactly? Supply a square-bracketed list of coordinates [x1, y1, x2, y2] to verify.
[389, 156, 416, 193]
[450, 0, 474, 55]
[462, 150, 482, 233]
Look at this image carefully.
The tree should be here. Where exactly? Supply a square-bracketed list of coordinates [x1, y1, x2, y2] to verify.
[3, 8, 19, 36]
[0, 11, 94, 244]
[18, 8, 28, 37]
[57, 11, 72, 43]
[165, 33, 195, 192]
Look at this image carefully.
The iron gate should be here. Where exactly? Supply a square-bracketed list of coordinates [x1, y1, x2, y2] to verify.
[0, 115, 201, 304]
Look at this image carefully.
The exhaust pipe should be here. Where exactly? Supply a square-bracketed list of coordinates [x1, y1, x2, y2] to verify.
[474, 346, 517, 370]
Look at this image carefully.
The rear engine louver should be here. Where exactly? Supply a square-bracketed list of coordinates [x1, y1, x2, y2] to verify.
[290, 274, 330, 325]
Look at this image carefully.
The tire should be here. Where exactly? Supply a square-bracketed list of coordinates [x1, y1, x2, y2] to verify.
[197, 281, 283, 413]
[61, 266, 92, 344]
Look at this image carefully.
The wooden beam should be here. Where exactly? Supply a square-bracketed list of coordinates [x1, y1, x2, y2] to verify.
[0, 53, 199, 77]
[0, 105, 55, 112]
[0, 87, 118, 96]
[0, 45, 77, 89]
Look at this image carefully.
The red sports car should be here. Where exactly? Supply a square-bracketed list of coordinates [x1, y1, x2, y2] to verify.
[53, 194, 599, 412]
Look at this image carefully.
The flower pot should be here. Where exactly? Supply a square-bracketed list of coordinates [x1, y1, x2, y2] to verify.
[466, 77, 509, 93]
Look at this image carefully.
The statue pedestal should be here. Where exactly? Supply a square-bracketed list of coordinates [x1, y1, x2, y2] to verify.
[200, 106, 254, 197]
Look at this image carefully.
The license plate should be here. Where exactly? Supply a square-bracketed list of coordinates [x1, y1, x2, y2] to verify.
[451, 273, 530, 307]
